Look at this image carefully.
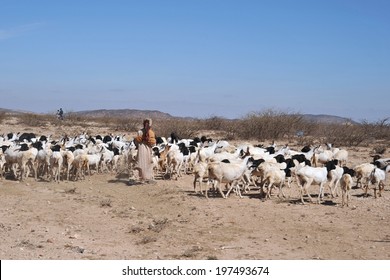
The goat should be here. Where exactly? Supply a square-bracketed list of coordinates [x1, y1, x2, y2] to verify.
[217, 157, 256, 194]
[354, 163, 375, 189]
[251, 161, 286, 190]
[207, 156, 252, 199]
[156, 144, 171, 174]
[34, 141, 52, 180]
[123, 142, 138, 179]
[156, 136, 168, 146]
[327, 160, 344, 197]
[253, 159, 295, 199]
[110, 147, 121, 173]
[72, 154, 89, 181]
[99, 145, 115, 173]
[184, 145, 198, 173]
[193, 161, 209, 195]
[261, 165, 287, 199]
[169, 132, 180, 144]
[195, 141, 218, 163]
[15, 143, 38, 181]
[296, 161, 337, 204]
[4, 132, 19, 142]
[340, 168, 356, 207]
[285, 145, 315, 162]
[312, 146, 333, 167]
[364, 164, 390, 198]
[85, 153, 102, 177]
[2, 145, 20, 179]
[50, 145, 63, 182]
[61, 149, 75, 181]
[372, 156, 390, 169]
[165, 144, 184, 180]
[333, 149, 348, 166]
[208, 148, 242, 163]
[18, 132, 36, 143]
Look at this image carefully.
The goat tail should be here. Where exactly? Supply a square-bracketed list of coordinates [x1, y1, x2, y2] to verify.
[369, 168, 377, 184]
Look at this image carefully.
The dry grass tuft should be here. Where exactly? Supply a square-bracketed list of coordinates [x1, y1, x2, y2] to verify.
[100, 199, 112, 207]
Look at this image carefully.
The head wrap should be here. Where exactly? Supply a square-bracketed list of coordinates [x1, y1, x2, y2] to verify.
[143, 118, 152, 126]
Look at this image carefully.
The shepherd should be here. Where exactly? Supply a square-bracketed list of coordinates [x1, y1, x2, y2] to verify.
[134, 118, 156, 184]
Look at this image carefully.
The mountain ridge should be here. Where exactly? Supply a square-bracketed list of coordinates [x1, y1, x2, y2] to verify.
[0, 107, 358, 124]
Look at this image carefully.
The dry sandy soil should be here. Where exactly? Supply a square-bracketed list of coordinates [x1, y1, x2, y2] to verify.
[1, 120, 390, 260]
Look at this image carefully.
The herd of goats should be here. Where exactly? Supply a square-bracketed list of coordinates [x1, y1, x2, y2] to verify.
[1, 131, 389, 207]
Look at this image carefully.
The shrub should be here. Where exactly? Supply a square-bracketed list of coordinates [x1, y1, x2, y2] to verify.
[0, 112, 7, 124]
[17, 113, 49, 127]
[154, 118, 204, 139]
[239, 109, 304, 141]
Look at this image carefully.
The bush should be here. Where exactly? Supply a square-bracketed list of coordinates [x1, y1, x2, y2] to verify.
[239, 110, 304, 141]
[17, 113, 50, 127]
[154, 118, 204, 139]
[0, 112, 7, 124]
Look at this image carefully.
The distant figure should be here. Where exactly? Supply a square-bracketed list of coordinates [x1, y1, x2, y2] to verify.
[57, 108, 64, 120]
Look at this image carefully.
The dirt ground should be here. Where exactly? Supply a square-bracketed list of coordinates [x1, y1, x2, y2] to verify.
[1, 121, 390, 260]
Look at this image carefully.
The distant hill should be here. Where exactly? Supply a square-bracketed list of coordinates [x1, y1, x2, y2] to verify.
[71, 109, 174, 119]
[69, 110, 360, 124]
[301, 114, 358, 124]
[0, 108, 14, 113]
[0, 107, 358, 124]
[0, 108, 175, 119]
[0, 108, 33, 115]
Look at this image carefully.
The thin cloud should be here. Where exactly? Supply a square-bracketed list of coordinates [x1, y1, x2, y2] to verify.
[0, 22, 44, 40]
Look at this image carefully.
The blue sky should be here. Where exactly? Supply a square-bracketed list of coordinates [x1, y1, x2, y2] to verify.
[0, 0, 389, 122]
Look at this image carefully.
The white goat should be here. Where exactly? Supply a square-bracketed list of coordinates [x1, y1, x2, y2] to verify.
[35, 144, 52, 180]
[13, 143, 38, 181]
[3, 145, 21, 179]
[99, 146, 114, 173]
[85, 153, 102, 176]
[296, 161, 337, 204]
[285, 145, 315, 162]
[251, 161, 286, 190]
[208, 148, 242, 163]
[72, 154, 89, 181]
[261, 166, 287, 199]
[50, 150, 63, 182]
[333, 149, 348, 166]
[354, 163, 375, 189]
[207, 156, 252, 199]
[193, 161, 209, 195]
[327, 163, 344, 197]
[61, 149, 75, 181]
[364, 165, 390, 198]
[312, 146, 333, 167]
[195, 142, 218, 163]
[165, 146, 184, 180]
[340, 174, 353, 207]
